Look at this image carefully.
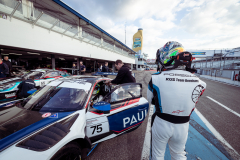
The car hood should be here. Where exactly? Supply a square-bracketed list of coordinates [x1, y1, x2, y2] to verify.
[0, 77, 22, 87]
[0, 104, 75, 151]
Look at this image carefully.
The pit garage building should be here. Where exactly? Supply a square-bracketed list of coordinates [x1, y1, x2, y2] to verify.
[0, 0, 136, 73]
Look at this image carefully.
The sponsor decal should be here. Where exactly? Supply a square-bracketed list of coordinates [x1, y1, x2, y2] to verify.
[166, 78, 199, 82]
[87, 119, 98, 124]
[164, 73, 197, 77]
[95, 102, 107, 106]
[191, 52, 206, 55]
[185, 79, 199, 82]
[135, 38, 141, 41]
[176, 78, 184, 82]
[183, 53, 189, 57]
[40, 81, 45, 86]
[42, 113, 51, 118]
[123, 109, 147, 128]
[192, 85, 204, 103]
[166, 78, 175, 81]
[135, 54, 140, 58]
[5, 92, 16, 98]
[49, 113, 58, 118]
[91, 98, 140, 115]
[133, 41, 141, 48]
[0, 14, 7, 20]
[172, 110, 184, 114]
[4, 103, 14, 107]
[112, 98, 140, 111]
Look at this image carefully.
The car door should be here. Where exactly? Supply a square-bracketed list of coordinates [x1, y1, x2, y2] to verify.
[103, 83, 149, 135]
[85, 80, 111, 143]
[86, 83, 149, 144]
[33, 72, 45, 87]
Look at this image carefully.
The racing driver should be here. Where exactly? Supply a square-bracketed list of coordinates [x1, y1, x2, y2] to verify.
[147, 41, 206, 160]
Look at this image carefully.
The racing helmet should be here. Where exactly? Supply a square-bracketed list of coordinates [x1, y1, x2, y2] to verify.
[156, 41, 195, 72]
[93, 84, 101, 95]
[159, 51, 194, 71]
[157, 41, 185, 64]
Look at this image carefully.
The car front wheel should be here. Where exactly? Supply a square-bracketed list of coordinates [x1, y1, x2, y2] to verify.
[51, 142, 81, 160]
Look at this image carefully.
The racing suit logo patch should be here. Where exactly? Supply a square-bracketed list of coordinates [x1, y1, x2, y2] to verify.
[166, 78, 175, 81]
[172, 110, 184, 114]
[192, 85, 204, 103]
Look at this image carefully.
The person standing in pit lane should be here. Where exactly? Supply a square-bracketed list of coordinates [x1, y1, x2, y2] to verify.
[3, 56, 12, 77]
[148, 41, 206, 160]
[0, 58, 9, 78]
[106, 59, 135, 85]
[102, 62, 109, 77]
[80, 61, 86, 75]
[17, 76, 36, 98]
[72, 63, 77, 75]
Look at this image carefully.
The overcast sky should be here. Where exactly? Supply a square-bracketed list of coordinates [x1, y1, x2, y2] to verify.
[63, 0, 240, 58]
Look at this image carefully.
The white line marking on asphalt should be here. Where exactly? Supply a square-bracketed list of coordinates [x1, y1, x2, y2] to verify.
[141, 104, 154, 160]
[195, 108, 240, 156]
[206, 96, 240, 118]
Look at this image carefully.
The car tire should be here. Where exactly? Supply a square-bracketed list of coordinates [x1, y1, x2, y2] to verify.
[50, 142, 81, 160]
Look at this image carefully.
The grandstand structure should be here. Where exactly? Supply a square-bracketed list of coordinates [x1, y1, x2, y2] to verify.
[191, 47, 240, 81]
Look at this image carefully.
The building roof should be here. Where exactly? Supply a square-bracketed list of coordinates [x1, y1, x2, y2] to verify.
[52, 0, 136, 54]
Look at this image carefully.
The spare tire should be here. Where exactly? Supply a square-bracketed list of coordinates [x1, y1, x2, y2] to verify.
[50, 142, 81, 160]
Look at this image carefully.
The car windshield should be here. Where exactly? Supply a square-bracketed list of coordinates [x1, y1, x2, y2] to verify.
[22, 71, 44, 79]
[21, 80, 91, 112]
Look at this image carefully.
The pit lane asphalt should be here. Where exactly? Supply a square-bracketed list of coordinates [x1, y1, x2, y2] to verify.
[87, 71, 152, 160]
[87, 71, 240, 159]
[195, 78, 240, 157]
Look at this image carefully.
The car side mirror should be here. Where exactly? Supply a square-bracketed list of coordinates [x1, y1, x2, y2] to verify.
[44, 76, 50, 79]
[92, 101, 111, 114]
[27, 88, 37, 95]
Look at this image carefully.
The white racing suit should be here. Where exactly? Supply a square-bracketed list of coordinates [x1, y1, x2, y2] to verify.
[147, 69, 206, 160]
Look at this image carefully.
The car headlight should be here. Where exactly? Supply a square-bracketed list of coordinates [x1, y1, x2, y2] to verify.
[0, 83, 16, 91]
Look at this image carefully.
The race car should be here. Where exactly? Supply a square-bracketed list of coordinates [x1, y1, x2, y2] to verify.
[0, 69, 70, 102]
[0, 76, 149, 160]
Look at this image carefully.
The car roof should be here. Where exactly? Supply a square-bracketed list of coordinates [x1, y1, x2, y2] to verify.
[58, 76, 111, 85]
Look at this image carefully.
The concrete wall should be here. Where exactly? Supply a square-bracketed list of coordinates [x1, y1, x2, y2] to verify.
[0, 17, 135, 64]
[221, 70, 232, 79]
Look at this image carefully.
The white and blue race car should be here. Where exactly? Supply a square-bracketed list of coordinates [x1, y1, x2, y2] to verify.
[0, 76, 149, 160]
[0, 69, 70, 102]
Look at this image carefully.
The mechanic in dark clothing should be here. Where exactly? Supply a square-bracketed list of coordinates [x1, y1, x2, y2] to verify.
[3, 56, 12, 77]
[80, 61, 86, 75]
[17, 76, 36, 98]
[0, 59, 9, 78]
[106, 59, 135, 85]
[102, 62, 109, 77]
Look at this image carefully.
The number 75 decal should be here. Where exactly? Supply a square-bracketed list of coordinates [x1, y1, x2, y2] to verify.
[90, 124, 102, 134]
